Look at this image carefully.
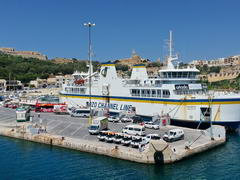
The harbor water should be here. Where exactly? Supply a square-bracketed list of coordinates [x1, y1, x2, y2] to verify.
[0, 134, 239, 180]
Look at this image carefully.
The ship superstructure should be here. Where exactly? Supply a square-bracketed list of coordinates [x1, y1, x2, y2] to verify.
[60, 32, 240, 130]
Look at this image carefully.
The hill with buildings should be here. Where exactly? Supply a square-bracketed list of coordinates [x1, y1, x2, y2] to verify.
[0, 47, 48, 60]
[0, 53, 99, 84]
[1, 46, 240, 91]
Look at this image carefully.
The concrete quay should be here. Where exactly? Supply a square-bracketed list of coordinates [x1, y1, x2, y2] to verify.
[0, 108, 226, 164]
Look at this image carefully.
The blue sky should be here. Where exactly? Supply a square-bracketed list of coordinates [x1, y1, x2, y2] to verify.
[0, 0, 240, 62]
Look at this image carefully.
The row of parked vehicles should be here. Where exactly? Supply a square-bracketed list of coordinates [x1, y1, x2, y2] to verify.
[108, 115, 133, 123]
[121, 124, 184, 142]
[97, 131, 161, 148]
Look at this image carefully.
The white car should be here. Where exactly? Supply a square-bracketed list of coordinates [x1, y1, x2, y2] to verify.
[97, 131, 108, 141]
[105, 132, 116, 143]
[121, 134, 132, 146]
[113, 133, 124, 144]
[142, 134, 161, 144]
[130, 136, 142, 148]
[120, 116, 133, 123]
[144, 122, 160, 130]
[108, 115, 120, 123]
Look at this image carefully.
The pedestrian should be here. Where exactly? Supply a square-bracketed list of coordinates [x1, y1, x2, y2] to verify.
[37, 112, 40, 118]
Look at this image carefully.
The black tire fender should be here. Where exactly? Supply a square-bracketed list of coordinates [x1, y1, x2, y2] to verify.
[154, 151, 164, 165]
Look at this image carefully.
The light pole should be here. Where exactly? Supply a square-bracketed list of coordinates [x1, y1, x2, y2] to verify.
[84, 22, 95, 123]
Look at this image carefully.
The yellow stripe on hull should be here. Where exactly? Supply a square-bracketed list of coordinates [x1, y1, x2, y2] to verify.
[60, 94, 240, 105]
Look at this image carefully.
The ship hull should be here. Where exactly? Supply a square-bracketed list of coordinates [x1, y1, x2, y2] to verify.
[60, 93, 240, 130]
[171, 118, 240, 131]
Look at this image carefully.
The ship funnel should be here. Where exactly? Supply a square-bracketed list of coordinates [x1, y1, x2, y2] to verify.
[100, 62, 118, 80]
[130, 64, 148, 80]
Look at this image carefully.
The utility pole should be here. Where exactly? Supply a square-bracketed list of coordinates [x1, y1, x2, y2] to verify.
[84, 22, 95, 123]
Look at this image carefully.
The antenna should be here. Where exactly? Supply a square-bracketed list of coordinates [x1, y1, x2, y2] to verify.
[169, 30, 172, 58]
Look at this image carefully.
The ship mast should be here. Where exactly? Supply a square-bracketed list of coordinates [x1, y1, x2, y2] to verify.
[169, 30, 172, 59]
[167, 30, 178, 69]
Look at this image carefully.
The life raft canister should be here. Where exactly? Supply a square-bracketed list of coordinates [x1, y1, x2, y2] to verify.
[74, 79, 85, 85]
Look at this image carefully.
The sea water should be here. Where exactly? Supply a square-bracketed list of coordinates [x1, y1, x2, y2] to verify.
[0, 134, 239, 180]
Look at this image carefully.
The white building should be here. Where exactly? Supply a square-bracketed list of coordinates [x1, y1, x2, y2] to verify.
[0, 79, 6, 92]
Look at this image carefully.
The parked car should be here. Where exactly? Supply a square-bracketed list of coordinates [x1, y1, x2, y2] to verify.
[113, 133, 124, 144]
[11, 104, 18, 109]
[163, 129, 184, 142]
[105, 132, 116, 143]
[97, 131, 108, 141]
[122, 124, 146, 136]
[132, 115, 144, 124]
[108, 115, 120, 123]
[144, 122, 160, 130]
[121, 134, 132, 146]
[120, 116, 133, 123]
[142, 134, 161, 144]
[130, 136, 143, 148]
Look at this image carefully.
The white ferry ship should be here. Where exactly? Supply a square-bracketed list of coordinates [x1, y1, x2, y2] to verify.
[60, 32, 240, 130]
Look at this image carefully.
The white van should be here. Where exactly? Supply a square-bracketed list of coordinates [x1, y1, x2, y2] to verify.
[71, 108, 90, 118]
[163, 129, 184, 142]
[122, 124, 145, 136]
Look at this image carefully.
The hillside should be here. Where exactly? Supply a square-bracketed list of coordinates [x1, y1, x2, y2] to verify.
[208, 75, 240, 90]
[0, 53, 100, 84]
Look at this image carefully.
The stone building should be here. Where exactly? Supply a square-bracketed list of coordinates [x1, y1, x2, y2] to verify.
[207, 65, 240, 82]
[0, 79, 6, 91]
[0, 47, 48, 60]
[190, 55, 240, 67]
[55, 75, 72, 87]
[115, 51, 150, 67]
[30, 75, 73, 88]
[29, 78, 48, 88]
[6, 80, 23, 91]
[52, 58, 74, 64]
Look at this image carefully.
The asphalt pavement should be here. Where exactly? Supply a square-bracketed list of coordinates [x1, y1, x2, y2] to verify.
[0, 107, 202, 146]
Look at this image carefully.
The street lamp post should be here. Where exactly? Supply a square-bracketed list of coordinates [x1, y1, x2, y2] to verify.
[84, 22, 95, 123]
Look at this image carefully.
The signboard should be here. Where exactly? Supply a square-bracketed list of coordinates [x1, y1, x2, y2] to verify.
[175, 84, 189, 90]
[86, 101, 133, 111]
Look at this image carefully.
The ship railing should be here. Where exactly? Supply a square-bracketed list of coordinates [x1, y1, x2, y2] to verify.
[174, 90, 205, 95]
[159, 76, 198, 80]
[123, 83, 162, 88]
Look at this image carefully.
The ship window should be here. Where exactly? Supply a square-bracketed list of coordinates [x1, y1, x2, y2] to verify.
[172, 72, 177, 78]
[177, 72, 183, 78]
[163, 90, 170, 98]
[189, 72, 196, 78]
[141, 89, 150, 97]
[65, 87, 70, 93]
[146, 89, 150, 97]
[131, 89, 140, 97]
[167, 72, 171, 78]
[80, 88, 85, 94]
[163, 72, 167, 78]
[183, 72, 188, 78]
[151, 90, 156, 97]
[157, 90, 161, 97]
